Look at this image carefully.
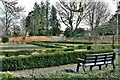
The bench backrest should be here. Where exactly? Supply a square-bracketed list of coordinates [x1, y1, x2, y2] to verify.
[84, 52, 115, 64]
[105, 52, 115, 62]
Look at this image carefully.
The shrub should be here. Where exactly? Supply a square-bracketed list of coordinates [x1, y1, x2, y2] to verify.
[22, 36, 25, 41]
[1, 36, 9, 43]
[87, 46, 91, 50]
[1, 49, 113, 71]
[22, 36, 26, 44]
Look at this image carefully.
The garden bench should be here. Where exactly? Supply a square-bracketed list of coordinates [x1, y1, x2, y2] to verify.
[76, 52, 116, 72]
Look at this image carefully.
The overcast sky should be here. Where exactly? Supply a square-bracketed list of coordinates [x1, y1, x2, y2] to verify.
[18, 0, 117, 15]
[17, 0, 118, 30]
[0, 0, 117, 30]
[18, 0, 57, 15]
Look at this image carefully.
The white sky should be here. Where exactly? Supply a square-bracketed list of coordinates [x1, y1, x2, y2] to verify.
[18, 0, 57, 15]
[0, 0, 117, 30]
[18, 0, 117, 15]
[17, 0, 118, 30]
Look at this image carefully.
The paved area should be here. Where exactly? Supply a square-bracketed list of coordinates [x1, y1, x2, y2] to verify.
[2, 64, 78, 77]
[1, 63, 117, 78]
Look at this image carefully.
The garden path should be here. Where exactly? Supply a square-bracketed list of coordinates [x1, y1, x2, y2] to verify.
[9, 64, 77, 77]
[1, 63, 102, 77]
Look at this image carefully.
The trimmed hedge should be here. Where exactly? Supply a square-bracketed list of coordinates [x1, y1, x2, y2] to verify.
[26, 41, 66, 48]
[0, 48, 74, 57]
[28, 41, 115, 50]
[0, 50, 33, 57]
[1, 49, 113, 71]
[76, 44, 118, 50]
[38, 41, 112, 44]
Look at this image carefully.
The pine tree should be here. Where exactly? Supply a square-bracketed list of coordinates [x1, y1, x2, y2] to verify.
[26, 3, 41, 36]
[25, 1, 61, 36]
[50, 5, 61, 36]
[26, 2, 47, 36]
[45, 0, 50, 35]
[38, 1, 47, 36]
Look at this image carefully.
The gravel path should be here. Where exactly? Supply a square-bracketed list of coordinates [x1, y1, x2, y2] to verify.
[1, 64, 119, 78]
[2, 64, 77, 77]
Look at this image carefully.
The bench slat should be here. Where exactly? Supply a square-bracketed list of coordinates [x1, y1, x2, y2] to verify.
[76, 52, 115, 72]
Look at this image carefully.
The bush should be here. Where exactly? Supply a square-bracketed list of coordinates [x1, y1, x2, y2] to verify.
[1, 49, 113, 71]
[1, 36, 9, 43]
[87, 46, 91, 50]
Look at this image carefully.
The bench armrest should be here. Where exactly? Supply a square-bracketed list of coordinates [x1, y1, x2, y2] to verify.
[76, 58, 84, 63]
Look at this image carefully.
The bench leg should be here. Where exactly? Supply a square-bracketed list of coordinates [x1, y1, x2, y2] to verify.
[83, 66, 85, 72]
[99, 65, 101, 70]
[105, 64, 108, 68]
[90, 66, 93, 71]
[76, 63, 80, 72]
[112, 63, 115, 69]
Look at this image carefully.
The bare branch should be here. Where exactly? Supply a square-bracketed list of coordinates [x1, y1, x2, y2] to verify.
[0, 0, 24, 35]
[56, 0, 89, 33]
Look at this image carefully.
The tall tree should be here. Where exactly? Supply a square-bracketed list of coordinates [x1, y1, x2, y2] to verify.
[45, 0, 50, 35]
[25, 3, 40, 36]
[25, 11, 32, 35]
[0, 0, 24, 35]
[20, 14, 26, 36]
[49, 5, 61, 36]
[38, 1, 47, 36]
[85, 2, 111, 39]
[32, 2, 41, 36]
[25, 1, 48, 36]
[56, 0, 89, 37]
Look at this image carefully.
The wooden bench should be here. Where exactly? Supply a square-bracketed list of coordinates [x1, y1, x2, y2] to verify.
[76, 52, 116, 72]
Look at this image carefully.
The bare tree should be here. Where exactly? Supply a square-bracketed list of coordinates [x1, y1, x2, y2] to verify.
[56, 0, 89, 37]
[20, 14, 27, 36]
[0, 0, 24, 35]
[84, 2, 111, 39]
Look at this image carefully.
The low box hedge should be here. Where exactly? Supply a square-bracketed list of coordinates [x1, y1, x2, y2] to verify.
[41, 41, 112, 44]
[0, 50, 33, 57]
[76, 44, 118, 50]
[0, 48, 73, 57]
[26, 41, 66, 48]
[1, 49, 113, 71]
